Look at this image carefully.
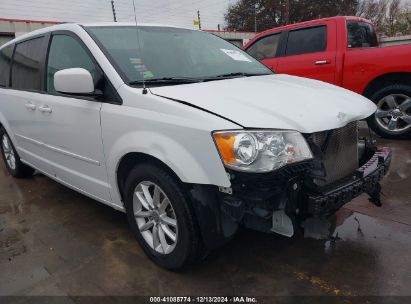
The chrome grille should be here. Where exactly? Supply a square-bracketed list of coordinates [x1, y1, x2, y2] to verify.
[311, 122, 358, 186]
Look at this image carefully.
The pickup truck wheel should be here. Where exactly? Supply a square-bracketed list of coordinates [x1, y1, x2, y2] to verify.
[367, 84, 411, 139]
[124, 163, 202, 270]
[0, 127, 34, 178]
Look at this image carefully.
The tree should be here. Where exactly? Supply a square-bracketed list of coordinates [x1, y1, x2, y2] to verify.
[385, 0, 410, 35]
[356, 0, 387, 32]
[224, 0, 411, 36]
[357, 0, 411, 36]
[400, 10, 411, 34]
[224, 0, 359, 32]
[224, 0, 282, 32]
[289, 0, 358, 23]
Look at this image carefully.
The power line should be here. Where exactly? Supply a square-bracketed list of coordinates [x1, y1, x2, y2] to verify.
[0, 0, 113, 22]
[114, 0, 229, 19]
[0, 0, 229, 28]
[0, 4, 113, 20]
[139, 1, 229, 18]
[5, 0, 113, 12]
[129, 0, 224, 14]
[0, 8, 111, 22]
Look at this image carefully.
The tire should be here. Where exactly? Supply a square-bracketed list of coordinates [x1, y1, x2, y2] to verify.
[124, 162, 202, 270]
[367, 83, 411, 139]
[0, 127, 35, 178]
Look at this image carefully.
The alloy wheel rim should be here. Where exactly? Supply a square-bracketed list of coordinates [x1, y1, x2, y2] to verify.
[133, 181, 178, 255]
[375, 94, 411, 133]
[2, 134, 16, 170]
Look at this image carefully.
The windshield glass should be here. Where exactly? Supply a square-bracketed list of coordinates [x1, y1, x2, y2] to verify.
[86, 26, 272, 85]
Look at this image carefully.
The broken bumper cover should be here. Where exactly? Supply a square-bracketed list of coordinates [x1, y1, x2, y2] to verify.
[307, 147, 392, 216]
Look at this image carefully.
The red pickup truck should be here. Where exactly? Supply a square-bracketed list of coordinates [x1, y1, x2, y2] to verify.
[244, 16, 411, 139]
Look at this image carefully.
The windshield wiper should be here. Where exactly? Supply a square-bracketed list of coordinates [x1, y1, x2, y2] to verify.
[129, 77, 202, 85]
[203, 72, 271, 81]
[128, 73, 271, 86]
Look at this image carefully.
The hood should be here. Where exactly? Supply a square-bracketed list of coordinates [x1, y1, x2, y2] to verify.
[150, 74, 376, 133]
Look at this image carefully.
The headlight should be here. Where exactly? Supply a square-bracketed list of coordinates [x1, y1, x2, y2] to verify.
[213, 130, 313, 173]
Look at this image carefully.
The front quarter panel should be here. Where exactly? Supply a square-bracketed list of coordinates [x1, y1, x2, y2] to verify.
[0, 102, 17, 146]
[102, 85, 239, 208]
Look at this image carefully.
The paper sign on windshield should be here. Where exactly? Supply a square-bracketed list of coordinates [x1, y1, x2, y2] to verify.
[220, 49, 252, 62]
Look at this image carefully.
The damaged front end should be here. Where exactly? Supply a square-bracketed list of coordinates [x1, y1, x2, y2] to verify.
[304, 122, 391, 215]
[189, 122, 392, 249]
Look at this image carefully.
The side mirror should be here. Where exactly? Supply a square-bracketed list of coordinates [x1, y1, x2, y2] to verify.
[54, 68, 95, 95]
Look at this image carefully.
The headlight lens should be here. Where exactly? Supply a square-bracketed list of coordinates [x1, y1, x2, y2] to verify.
[213, 130, 313, 173]
[234, 133, 258, 164]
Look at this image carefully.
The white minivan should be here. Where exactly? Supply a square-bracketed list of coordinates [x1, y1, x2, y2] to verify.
[0, 23, 391, 269]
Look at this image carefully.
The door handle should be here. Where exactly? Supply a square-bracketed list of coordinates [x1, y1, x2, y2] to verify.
[38, 105, 52, 114]
[315, 60, 330, 65]
[24, 102, 36, 111]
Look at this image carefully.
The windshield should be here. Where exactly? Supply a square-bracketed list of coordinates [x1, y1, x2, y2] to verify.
[86, 26, 272, 85]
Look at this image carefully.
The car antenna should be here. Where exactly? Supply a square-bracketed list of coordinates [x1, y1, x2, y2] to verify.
[132, 0, 148, 94]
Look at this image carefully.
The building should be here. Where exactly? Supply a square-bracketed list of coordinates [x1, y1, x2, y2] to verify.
[204, 30, 256, 47]
[1, 18, 409, 48]
[0, 18, 59, 46]
[0, 18, 256, 48]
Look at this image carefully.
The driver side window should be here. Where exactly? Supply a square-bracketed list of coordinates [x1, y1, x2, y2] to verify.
[47, 34, 101, 93]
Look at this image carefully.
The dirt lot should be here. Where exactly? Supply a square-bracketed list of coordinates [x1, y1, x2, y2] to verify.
[0, 134, 410, 302]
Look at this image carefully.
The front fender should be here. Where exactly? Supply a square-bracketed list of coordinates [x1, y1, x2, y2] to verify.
[105, 129, 231, 206]
[0, 111, 18, 148]
[101, 89, 240, 208]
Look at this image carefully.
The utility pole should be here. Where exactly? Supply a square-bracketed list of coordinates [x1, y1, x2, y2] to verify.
[111, 0, 117, 22]
[254, 3, 258, 33]
[197, 10, 201, 30]
[284, 0, 290, 25]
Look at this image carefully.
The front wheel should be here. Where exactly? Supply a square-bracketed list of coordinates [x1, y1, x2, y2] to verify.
[367, 84, 411, 139]
[124, 162, 202, 269]
[0, 127, 34, 178]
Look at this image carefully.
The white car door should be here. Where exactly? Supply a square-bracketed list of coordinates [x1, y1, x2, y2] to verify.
[2, 36, 55, 175]
[34, 32, 119, 203]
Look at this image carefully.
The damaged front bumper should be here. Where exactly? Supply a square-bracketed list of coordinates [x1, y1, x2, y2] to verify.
[307, 147, 392, 216]
[188, 146, 392, 250]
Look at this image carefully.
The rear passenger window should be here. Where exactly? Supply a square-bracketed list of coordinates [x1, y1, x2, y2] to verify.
[347, 22, 378, 48]
[11, 37, 45, 91]
[0, 45, 14, 87]
[246, 34, 281, 60]
[47, 34, 100, 93]
[286, 26, 327, 56]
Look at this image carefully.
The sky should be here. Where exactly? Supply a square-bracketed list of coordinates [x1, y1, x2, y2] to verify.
[0, 0, 236, 30]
